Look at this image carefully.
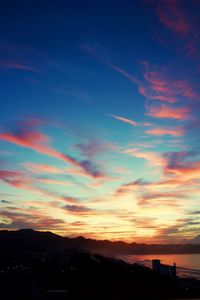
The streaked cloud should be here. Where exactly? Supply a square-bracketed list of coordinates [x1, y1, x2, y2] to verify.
[110, 114, 138, 126]
[0, 60, 37, 72]
[0, 120, 104, 179]
[145, 126, 184, 136]
[24, 162, 65, 174]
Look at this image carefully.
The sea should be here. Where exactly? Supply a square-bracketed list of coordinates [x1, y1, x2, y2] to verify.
[118, 254, 200, 280]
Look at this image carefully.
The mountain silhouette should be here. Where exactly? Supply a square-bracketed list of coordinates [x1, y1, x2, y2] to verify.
[1, 229, 200, 255]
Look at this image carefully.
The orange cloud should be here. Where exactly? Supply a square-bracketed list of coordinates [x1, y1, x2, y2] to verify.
[146, 104, 191, 120]
[138, 191, 185, 206]
[145, 126, 184, 136]
[165, 161, 200, 180]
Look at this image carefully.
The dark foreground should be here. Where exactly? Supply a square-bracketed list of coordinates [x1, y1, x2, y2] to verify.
[1, 229, 200, 300]
[1, 251, 200, 300]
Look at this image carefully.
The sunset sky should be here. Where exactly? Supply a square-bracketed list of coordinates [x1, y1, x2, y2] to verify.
[0, 0, 200, 243]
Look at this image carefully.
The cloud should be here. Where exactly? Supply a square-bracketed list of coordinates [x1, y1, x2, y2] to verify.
[138, 191, 185, 206]
[145, 126, 184, 136]
[63, 204, 93, 214]
[76, 139, 117, 159]
[24, 162, 65, 174]
[110, 114, 138, 126]
[0, 200, 12, 204]
[155, 0, 191, 36]
[189, 210, 200, 215]
[107, 63, 139, 84]
[0, 121, 104, 179]
[0, 60, 38, 72]
[146, 0, 200, 59]
[61, 196, 80, 204]
[83, 45, 198, 108]
[37, 178, 71, 187]
[146, 104, 191, 120]
[163, 151, 200, 180]
[140, 62, 198, 102]
[115, 179, 146, 195]
[0, 169, 32, 189]
[123, 148, 165, 167]
[81, 44, 139, 84]
[0, 209, 65, 230]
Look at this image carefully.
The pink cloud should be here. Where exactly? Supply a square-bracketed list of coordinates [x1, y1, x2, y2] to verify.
[0, 169, 32, 189]
[146, 1, 200, 59]
[145, 126, 184, 136]
[110, 114, 138, 126]
[173, 80, 198, 98]
[156, 0, 191, 36]
[0, 123, 104, 179]
[139, 86, 177, 103]
[146, 104, 191, 120]
[140, 63, 198, 103]
[83, 45, 198, 105]
[24, 162, 65, 174]
[37, 178, 71, 186]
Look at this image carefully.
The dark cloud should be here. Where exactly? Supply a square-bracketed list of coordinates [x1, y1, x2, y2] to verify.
[63, 204, 93, 213]
[0, 199, 12, 204]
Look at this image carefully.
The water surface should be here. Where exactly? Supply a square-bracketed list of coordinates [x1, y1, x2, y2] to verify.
[118, 254, 200, 279]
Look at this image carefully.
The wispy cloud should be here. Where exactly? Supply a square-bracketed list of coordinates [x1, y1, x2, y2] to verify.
[24, 162, 65, 174]
[37, 178, 71, 187]
[110, 114, 138, 126]
[81, 44, 140, 85]
[155, 0, 191, 36]
[138, 191, 184, 206]
[0, 60, 38, 72]
[146, 0, 200, 58]
[123, 148, 164, 167]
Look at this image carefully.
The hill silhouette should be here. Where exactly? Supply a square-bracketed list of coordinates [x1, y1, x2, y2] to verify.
[1, 229, 200, 255]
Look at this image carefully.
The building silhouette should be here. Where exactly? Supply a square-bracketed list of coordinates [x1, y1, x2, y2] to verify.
[152, 259, 176, 279]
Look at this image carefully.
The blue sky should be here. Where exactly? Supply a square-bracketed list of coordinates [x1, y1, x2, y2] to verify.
[0, 0, 200, 242]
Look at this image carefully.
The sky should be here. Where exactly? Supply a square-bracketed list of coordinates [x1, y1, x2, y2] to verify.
[0, 0, 200, 243]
